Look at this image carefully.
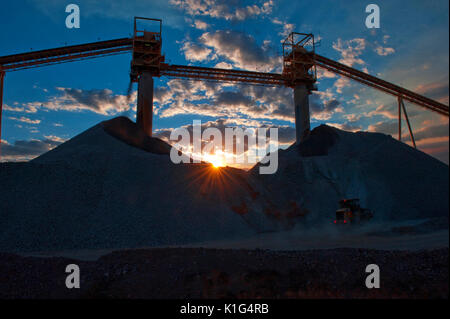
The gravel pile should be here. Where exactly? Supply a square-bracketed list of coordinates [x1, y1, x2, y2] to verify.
[0, 118, 281, 252]
[0, 118, 448, 253]
[252, 124, 449, 224]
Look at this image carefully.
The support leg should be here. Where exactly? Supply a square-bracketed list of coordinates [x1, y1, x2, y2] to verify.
[294, 83, 311, 144]
[136, 72, 153, 137]
[0, 71, 4, 158]
[400, 98, 416, 149]
[397, 95, 402, 141]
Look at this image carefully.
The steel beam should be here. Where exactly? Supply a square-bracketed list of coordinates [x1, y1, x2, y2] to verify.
[315, 54, 449, 117]
[0, 38, 132, 71]
[0, 39, 447, 116]
[161, 64, 285, 86]
[0, 36, 447, 148]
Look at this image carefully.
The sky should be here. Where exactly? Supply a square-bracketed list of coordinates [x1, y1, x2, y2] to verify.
[0, 0, 448, 165]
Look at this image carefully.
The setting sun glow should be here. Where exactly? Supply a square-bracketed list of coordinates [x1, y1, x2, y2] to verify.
[204, 153, 226, 168]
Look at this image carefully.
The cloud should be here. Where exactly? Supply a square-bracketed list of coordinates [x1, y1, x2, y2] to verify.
[156, 79, 286, 120]
[16, 88, 136, 116]
[404, 122, 449, 142]
[215, 91, 255, 108]
[366, 104, 398, 120]
[272, 18, 295, 39]
[181, 41, 213, 62]
[214, 62, 233, 69]
[367, 120, 398, 136]
[309, 92, 342, 120]
[375, 45, 395, 56]
[374, 35, 395, 56]
[153, 87, 173, 108]
[155, 77, 345, 125]
[332, 38, 366, 67]
[48, 88, 134, 115]
[367, 119, 449, 164]
[367, 119, 447, 140]
[199, 30, 279, 71]
[333, 76, 351, 93]
[343, 113, 362, 122]
[326, 122, 362, 132]
[365, 102, 421, 121]
[0, 136, 63, 161]
[193, 19, 209, 30]
[8, 116, 41, 124]
[317, 68, 336, 79]
[155, 118, 249, 155]
[170, 0, 273, 21]
[270, 125, 295, 144]
[3, 103, 38, 113]
[3, 104, 25, 112]
[154, 117, 295, 162]
[43, 135, 68, 143]
[415, 81, 449, 105]
[412, 124, 448, 164]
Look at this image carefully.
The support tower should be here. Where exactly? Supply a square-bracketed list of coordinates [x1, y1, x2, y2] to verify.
[131, 17, 164, 137]
[282, 33, 317, 144]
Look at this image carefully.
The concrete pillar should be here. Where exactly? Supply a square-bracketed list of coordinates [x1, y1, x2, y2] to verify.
[137, 72, 153, 136]
[294, 83, 311, 144]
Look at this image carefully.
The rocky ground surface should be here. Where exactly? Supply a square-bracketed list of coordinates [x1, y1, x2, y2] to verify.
[0, 247, 447, 299]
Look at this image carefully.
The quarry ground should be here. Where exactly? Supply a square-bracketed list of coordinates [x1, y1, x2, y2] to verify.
[1, 226, 446, 299]
[1, 238, 448, 299]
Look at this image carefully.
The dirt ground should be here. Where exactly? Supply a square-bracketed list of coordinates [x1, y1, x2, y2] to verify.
[0, 247, 447, 299]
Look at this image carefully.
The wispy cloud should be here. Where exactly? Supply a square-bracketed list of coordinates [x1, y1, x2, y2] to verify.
[170, 0, 273, 21]
[11, 88, 137, 116]
[192, 19, 209, 30]
[8, 116, 41, 124]
[0, 136, 64, 161]
[415, 81, 449, 105]
[332, 38, 366, 67]
[374, 45, 395, 56]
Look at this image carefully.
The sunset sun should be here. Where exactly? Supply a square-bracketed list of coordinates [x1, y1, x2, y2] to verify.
[205, 153, 226, 168]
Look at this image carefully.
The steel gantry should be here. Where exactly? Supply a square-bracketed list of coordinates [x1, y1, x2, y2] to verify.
[0, 17, 448, 153]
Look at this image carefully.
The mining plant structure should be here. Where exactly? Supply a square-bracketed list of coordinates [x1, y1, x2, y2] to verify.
[0, 17, 449, 156]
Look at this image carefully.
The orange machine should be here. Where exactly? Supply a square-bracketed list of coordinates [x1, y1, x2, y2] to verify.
[334, 199, 373, 225]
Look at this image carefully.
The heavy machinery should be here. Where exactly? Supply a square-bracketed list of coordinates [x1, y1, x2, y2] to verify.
[334, 198, 373, 225]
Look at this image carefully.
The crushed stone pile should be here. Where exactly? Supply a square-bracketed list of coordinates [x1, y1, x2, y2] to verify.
[0, 118, 448, 252]
[0, 117, 284, 252]
[251, 124, 449, 225]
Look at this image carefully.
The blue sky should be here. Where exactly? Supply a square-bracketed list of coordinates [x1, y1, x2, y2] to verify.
[0, 0, 448, 164]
